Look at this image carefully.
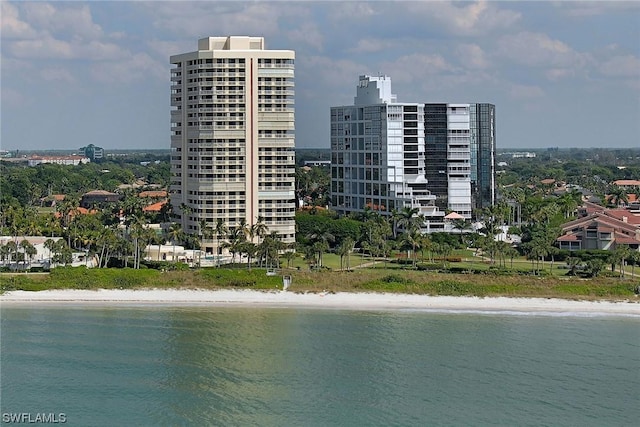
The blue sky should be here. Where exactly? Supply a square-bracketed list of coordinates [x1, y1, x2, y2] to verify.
[2, 1, 639, 151]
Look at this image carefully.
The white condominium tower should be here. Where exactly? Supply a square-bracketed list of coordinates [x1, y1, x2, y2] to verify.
[331, 75, 444, 231]
[170, 37, 296, 256]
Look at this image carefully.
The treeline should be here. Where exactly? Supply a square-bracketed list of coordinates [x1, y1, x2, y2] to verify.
[0, 160, 170, 206]
[498, 148, 640, 188]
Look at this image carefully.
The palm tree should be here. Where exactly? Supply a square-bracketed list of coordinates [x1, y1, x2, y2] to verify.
[397, 206, 420, 234]
[400, 228, 422, 268]
[566, 256, 581, 276]
[251, 216, 269, 243]
[44, 238, 57, 267]
[211, 220, 227, 266]
[19, 240, 36, 270]
[607, 186, 628, 207]
[389, 208, 403, 239]
[5, 241, 18, 270]
[451, 218, 469, 246]
[336, 237, 355, 271]
[307, 229, 335, 268]
[281, 251, 296, 269]
[167, 222, 183, 263]
[628, 251, 640, 278]
[611, 245, 631, 278]
[257, 231, 284, 269]
[239, 241, 257, 270]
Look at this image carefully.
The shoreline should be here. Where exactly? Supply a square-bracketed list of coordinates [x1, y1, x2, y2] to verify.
[2, 289, 639, 316]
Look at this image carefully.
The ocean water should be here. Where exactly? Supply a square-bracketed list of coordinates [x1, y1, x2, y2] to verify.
[1, 306, 638, 426]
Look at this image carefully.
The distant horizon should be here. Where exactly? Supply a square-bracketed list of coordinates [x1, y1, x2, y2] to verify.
[3, 147, 640, 154]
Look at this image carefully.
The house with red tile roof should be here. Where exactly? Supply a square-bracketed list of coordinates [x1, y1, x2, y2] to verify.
[556, 207, 640, 252]
[612, 179, 640, 188]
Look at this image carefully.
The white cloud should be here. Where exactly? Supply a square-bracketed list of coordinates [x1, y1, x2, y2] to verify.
[497, 32, 591, 70]
[10, 36, 75, 59]
[287, 22, 324, 51]
[0, 2, 38, 39]
[598, 55, 640, 78]
[146, 2, 285, 39]
[545, 68, 575, 81]
[326, 2, 378, 21]
[553, 1, 640, 17]
[40, 67, 75, 83]
[348, 38, 402, 54]
[405, 0, 521, 36]
[90, 53, 165, 84]
[22, 2, 103, 40]
[297, 55, 364, 102]
[455, 44, 490, 69]
[9, 36, 127, 61]
[509, 84, 545, 99]
[380, 53, 453, 84]
[1, 87, 31, 108]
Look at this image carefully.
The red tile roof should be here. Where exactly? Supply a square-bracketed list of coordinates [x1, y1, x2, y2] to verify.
[139, 190, 168, 198]
[613, 179, 640, 187]
[143, 200, 167, 212]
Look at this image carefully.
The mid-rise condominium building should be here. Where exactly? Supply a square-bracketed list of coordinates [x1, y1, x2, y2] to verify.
[331, 75, 496, 229]
[170, 36, 296, 256]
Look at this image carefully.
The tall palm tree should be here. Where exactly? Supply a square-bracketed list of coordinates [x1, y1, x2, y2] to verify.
[397, 206, 419, 233]
[19, 240, 36, 270]
[167, 222, 183, 263]
[5, 241, 18, 269]
[213, 218, 228, 267]
[389, 208, 403, 239]
[400, 228, 422, 268]
[251, 216, 269, 243]
[451, 218, 469, 246]
[44, 238, 57, 266]
[628, 250, 640, 278]
[307, 228, 335, 268]
[336, 237, 355, 271]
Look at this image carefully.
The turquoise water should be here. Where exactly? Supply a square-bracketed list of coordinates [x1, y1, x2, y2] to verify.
[1, 306, 639, 426]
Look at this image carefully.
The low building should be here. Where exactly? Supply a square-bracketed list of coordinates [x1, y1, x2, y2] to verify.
[612, 179, 640, 189]
[556, 205, 640, 251]
[143, 244, 213, 267]
[0, 236, 97, 269]
[28, 155, 90, 166]
[80, 190, 122, 208]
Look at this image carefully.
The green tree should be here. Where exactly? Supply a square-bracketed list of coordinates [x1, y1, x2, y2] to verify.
[336, 237, 355, 271]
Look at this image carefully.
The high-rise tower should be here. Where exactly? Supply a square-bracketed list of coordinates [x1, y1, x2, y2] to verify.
[331, 75, 443, 231]
[170, 37, 296, 256]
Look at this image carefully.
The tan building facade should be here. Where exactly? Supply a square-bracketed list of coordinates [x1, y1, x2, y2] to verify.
[170, 36, 296, 256]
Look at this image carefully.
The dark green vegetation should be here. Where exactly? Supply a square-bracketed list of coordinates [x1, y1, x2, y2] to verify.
[1, 148, 640, 299]
[1, 267, 636, 300]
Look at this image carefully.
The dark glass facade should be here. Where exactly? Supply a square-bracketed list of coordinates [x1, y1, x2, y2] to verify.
[424, 104, 449, 210]
[470, 103, 496, 210]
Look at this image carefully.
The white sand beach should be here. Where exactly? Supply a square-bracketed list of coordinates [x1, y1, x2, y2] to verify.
[1, 289, 639, 316]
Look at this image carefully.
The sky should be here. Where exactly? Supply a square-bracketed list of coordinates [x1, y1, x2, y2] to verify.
[1, 1, 639, 151]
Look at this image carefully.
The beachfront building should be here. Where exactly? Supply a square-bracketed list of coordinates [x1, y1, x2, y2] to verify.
[330, 75, 444, 232]
[330, 75, 497, 230]
[170, 36, 296, 256]
[423, 103, 496, 213]
[469, 103, 496, 210]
